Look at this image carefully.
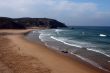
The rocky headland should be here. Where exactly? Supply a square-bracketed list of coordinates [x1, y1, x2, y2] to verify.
[0, 17, 67, 29]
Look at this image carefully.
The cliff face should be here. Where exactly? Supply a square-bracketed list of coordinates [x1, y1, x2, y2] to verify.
[0, 17, 67, 29]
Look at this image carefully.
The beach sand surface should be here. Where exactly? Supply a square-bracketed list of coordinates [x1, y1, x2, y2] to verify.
[0, 29, 106, 73]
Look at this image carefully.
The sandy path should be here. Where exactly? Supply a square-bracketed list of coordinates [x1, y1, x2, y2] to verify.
[7, 34, 104, 73]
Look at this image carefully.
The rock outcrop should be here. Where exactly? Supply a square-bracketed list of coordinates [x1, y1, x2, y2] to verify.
[0, 17, 67, 29]
[0, 17, 26, 29]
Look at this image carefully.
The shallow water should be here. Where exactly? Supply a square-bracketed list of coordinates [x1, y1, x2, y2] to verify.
[27, 26, 110, 72]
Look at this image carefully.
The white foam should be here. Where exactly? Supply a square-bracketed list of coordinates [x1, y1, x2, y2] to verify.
[50, 36, 97, 49]
[87, 48, 110, 57]
[32, 31, 36, 33]
[39, 34, 50, 42]
[39, 35, 44, 42]
[55, 29, 64, 34]
[55, 29, 64, 32]
[74, 54, 110, 72]
[50, 36, 82, 48]
[99, 34, 107, 37]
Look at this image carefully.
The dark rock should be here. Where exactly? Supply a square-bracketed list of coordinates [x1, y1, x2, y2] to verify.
[0, 17, 25, 29]
[61, 50, 68, 53]
[0, 17, 67, 29]
[14, 18, 67, 28]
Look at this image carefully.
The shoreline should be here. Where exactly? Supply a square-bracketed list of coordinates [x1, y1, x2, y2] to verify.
[0, 29, 109, 73]
[25, 29, 108, 73]
[27, 29, 110, 73]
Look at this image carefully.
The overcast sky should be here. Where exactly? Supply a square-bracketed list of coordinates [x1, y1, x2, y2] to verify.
[0, 0, 110, 26]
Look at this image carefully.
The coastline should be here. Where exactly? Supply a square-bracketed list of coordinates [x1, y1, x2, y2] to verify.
[0, 29, 108, 73]
[27, 29, 110, 73]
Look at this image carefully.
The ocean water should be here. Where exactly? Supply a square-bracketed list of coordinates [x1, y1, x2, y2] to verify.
[38, 27, 110, 56]
[27, 26, 110, 72]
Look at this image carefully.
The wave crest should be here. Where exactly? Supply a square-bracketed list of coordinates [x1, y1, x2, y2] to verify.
[99, 34, 107, 37]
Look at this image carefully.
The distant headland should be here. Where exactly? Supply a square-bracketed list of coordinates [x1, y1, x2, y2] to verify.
[0, 17, 67, 29]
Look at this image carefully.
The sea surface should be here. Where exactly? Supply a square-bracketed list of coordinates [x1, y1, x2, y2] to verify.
[27, 26, 110, 72]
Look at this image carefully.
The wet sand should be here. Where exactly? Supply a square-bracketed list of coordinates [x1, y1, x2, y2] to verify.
[0, 29, 107, 73]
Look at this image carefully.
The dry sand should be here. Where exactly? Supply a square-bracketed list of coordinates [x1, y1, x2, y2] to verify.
[0, 29, 107, 73]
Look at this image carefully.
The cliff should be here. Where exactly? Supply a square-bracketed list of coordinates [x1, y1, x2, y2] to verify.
[0, 17, 67, 29]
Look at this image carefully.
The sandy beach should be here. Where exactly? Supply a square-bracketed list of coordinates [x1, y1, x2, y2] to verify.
[0, 29, 107, 73]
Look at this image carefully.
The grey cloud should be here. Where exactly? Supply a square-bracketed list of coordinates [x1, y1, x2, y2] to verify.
[0, 0, 110, 26]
